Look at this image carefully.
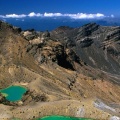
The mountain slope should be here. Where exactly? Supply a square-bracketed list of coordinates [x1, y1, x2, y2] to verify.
[51, 23, 120, 75]
[0, 21, 120, 120]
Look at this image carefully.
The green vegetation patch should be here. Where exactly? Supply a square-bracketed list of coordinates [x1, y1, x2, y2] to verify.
[1, 92, 8, 97]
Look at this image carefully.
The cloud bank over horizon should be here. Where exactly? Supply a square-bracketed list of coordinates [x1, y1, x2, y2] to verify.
[0, 12, 114, 19]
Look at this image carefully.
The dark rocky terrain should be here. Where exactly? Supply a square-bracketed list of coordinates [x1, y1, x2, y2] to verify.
[51, 23, 120, 75]
[0, 21, 120, 120]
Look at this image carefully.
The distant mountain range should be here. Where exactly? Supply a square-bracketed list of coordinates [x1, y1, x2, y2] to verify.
[1, 17, 120, 31]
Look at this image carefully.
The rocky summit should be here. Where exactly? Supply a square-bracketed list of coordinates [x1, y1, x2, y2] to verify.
[0, 21, 120, 120]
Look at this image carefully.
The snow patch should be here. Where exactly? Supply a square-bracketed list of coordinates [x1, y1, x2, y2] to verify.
[110, 116, 120, 120]
[94, 99, 116, 112]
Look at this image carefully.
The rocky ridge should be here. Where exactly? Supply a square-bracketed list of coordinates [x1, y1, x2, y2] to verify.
[51, 23, 120, 80]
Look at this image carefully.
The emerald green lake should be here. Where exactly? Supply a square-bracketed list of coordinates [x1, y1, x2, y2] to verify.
[0, 85, 27, 102]
[37, 116, 93, 120]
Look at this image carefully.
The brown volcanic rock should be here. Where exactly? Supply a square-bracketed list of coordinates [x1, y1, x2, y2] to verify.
[0, 21, 21, 34]
[0, 93, 6, 103]
[25, 31, 81, 70]
[0, 21, 120, 119]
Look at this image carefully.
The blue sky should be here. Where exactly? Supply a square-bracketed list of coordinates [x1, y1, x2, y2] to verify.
[0, 0, 119, 19]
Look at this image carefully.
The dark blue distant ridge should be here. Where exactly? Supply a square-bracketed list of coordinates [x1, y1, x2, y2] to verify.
[1, 17, 120, 31]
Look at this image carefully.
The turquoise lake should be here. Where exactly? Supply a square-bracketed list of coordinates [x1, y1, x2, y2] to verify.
[0, 85, 27, 102]
[37, 116, 93, 120]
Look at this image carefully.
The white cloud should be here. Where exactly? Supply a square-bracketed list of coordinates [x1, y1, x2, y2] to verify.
[43, 13, 105, 19]
[0, 12, 114, 19]
[28, 12, 42, 17]
[44, 12, 62, 17]
[64, 13, 105, 19]
[111, 14, 114, 18]
[5, 14, 26, 18]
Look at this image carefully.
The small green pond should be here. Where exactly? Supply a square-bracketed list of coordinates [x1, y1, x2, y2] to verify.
[0, 85, 27, 102]
[36, 116, 93, 120]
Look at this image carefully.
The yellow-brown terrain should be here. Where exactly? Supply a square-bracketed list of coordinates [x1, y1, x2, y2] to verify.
[0, 21, 120, 120]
